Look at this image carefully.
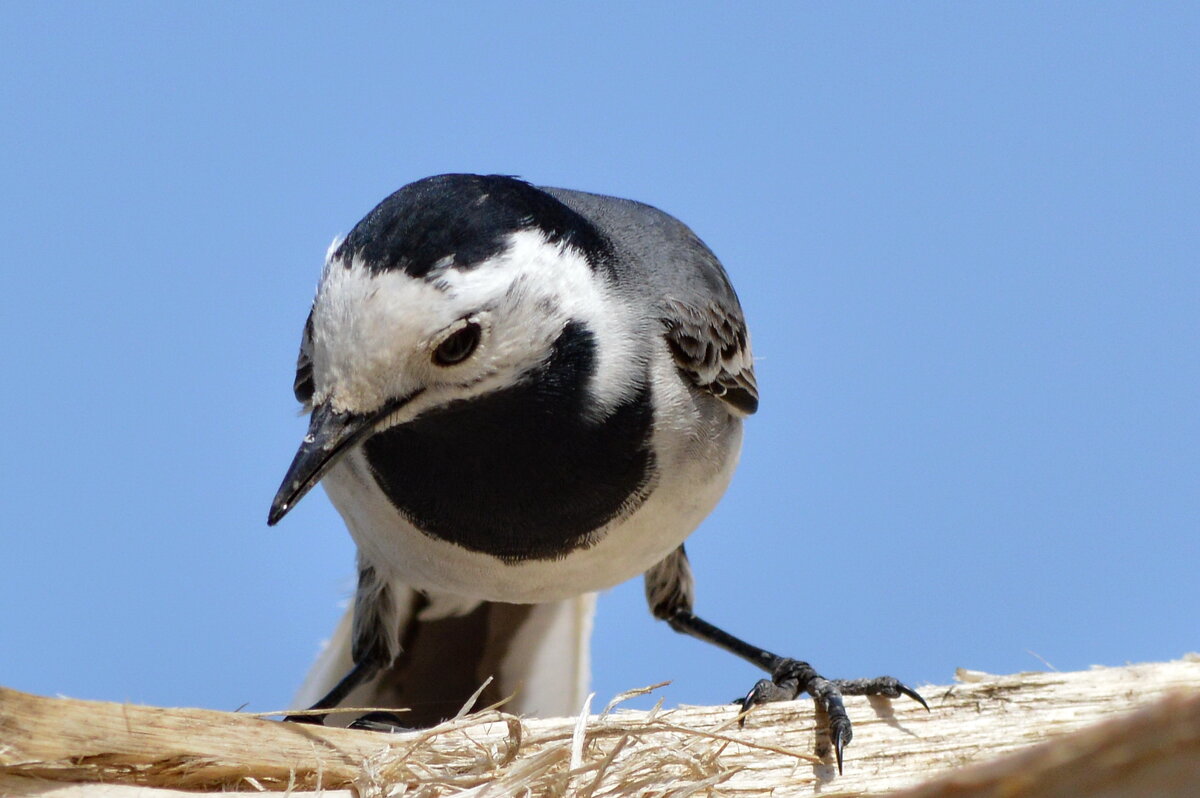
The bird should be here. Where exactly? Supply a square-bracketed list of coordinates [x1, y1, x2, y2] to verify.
[268, 173, 925, 771]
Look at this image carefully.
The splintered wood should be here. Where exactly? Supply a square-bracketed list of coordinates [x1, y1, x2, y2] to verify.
[1, 657, 1198, 797]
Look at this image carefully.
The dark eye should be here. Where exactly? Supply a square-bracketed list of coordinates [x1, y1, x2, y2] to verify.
[432, 322, 481, 366]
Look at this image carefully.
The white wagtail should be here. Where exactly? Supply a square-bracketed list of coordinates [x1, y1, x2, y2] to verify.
[268, 174, 925, 771]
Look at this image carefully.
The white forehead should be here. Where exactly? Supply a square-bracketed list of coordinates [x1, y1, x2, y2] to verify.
[314, 228, 597, 340]
[309, 228, 643, 413]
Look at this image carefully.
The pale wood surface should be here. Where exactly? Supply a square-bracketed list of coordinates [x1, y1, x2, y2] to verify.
[2, 657, 1198, 796]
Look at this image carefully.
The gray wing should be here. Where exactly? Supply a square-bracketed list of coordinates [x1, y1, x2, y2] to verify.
[542, 185, 759, 417]
[661, 296, 758, 416]
[293, 309, 315, 406]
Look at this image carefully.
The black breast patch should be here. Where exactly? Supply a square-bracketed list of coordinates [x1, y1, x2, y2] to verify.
[362, 322, 656, 562]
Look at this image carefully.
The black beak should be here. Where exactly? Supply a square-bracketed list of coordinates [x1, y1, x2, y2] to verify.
[267, 402, 384, 526]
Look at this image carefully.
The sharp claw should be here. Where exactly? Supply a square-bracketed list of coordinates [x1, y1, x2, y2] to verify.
[737, 688, 757, 727]
[833, 727, 846, 774]
[348, 710, 408, 732]
[731, 668, 920, 774]
[899, 683, 930, 711]
[284, 713, 326, 725]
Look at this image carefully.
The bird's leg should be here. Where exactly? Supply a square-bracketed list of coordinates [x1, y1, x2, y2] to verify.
[644, 546, 927, 774]
[284, 658, 381, 724]
[664, 608, 927, 773]
[285, 564, 403, 726]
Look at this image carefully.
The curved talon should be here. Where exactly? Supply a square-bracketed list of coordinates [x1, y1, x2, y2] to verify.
[730, 663, 924, 774]
[348, 710, 409, 732]
[899, 682, 930, 711]
[283, 713, 326, 725]
[737, 694, 752, 728]
[819, 686, 852, 772]
[738, 685, 756, 718]
[737, 684, 756, 728]
[738, 678, 781, 727]
[831, 720, 849, 774]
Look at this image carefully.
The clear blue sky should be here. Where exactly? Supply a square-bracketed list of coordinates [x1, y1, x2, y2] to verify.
[3, 4, 1196, 717]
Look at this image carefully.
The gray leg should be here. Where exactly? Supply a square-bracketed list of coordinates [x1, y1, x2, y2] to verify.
[286, 563, 401, 725]
[644, 546, 927, 773]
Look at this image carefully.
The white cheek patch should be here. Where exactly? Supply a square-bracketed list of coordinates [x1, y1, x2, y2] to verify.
[448, 229, 645, 415]
[308, 228, 645, 418]
[310, 255, 451, 414]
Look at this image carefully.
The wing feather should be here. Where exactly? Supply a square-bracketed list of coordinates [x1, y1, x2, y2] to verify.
[293, 309, 315, 406]
[661, 298, 758, 416]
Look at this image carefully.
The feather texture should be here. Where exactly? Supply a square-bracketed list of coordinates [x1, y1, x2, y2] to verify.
[661, 299, 758, 416]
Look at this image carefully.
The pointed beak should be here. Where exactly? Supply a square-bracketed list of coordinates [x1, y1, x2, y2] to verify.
[268, 403, 373, 526]
[269, 388, 425, 525]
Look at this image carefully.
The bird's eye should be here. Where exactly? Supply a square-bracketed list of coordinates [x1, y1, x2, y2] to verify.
[432, 322, 481, 366]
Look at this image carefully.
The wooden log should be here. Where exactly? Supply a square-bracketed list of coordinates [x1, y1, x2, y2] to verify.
[1, 657, 1198, 796]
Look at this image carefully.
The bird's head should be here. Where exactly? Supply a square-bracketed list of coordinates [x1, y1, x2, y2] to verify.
[268, 174, 642, 525]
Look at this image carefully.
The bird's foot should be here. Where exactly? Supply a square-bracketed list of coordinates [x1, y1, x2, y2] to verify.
[281, 710, 409, 731]
[347, 711, 410, 732]
[737, 658, 928, 774]
[283, 712, 326, 725]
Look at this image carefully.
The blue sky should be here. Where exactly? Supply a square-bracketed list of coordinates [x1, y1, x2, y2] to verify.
[2, 3, 1196, 717]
